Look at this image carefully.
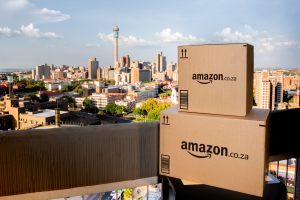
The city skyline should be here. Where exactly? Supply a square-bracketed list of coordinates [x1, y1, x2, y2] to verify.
[0, 0, 299, 69]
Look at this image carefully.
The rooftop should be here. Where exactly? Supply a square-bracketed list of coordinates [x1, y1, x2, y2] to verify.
[21, 109, 68, 118]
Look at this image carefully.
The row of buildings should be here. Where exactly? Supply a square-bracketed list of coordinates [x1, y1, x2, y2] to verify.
[88, 53, 178, 85]
[74, 80, 177, 111]
[32, 64, 88, 80]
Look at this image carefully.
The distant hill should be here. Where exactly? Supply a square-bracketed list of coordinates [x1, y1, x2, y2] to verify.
[288, 69, 300, 74]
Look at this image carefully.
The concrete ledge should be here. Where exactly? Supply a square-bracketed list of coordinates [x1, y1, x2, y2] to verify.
[0, 176, 158, 200]
[0, 122, 160, 196]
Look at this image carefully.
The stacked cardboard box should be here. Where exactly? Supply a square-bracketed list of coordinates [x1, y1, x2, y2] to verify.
[159, 44, 270, 197]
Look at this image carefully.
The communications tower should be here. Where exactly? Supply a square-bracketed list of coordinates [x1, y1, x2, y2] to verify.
[113, 19, 119, 67]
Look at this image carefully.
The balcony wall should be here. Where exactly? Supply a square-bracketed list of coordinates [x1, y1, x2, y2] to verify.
[0, 122, 159, 197]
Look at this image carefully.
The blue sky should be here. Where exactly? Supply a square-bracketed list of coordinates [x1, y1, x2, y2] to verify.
[0, 0, 299, 69]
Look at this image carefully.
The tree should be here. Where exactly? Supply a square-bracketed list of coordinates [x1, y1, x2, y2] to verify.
[83, 97, 92, 109]
[25, 93, 39, 102]
[96, 111, 106, 119]
[110, 79, 115, 85]
[144, 98, 158, 114]
[136, 108, 146, 118]
[69, 103, 75, 109]
[19, 79, 27, 85]
[116, 105, 128, 115]
[131, 107, 145, 119]
[143, 81, 150, 84]
[89, 106, 98, 113]
[131, 108, 138, 120]
[123, 188, 132, 200]
[63, 96, 74, 105]
[158, 91, 171, 98]
[40, 93, 49, 102]
[104, 103, 117, 115]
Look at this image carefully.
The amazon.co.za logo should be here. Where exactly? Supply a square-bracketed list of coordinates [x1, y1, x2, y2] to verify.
[192, 73, 223, 84]
[181, 141, 228, 159]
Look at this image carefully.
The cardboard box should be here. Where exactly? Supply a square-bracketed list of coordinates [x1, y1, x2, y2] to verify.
[159, 106, 270, 197]
[178, 43, 254, 116]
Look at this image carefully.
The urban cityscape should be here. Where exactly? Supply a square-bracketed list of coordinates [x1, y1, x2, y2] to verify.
[0, 0, 299, 200]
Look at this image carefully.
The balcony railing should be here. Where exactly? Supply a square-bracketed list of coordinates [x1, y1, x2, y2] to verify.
[0, 108, 299, 200]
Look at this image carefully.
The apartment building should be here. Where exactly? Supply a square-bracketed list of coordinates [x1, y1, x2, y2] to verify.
[127, 88, 155, 102]
[76, 93, 125, 110]
[254, 70, 283, 110]
[152, 72, 166, 81]
[36, 64, 51, 79]
[115, 99, 136, 113]
[46, 82, 71, 91]
[0, 95, 67, 130]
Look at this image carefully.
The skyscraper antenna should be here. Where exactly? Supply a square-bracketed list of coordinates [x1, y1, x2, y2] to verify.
[115, 18, 117, 26]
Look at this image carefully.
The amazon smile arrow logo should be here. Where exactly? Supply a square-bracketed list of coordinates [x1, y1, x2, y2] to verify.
[187, 151, 211, 159]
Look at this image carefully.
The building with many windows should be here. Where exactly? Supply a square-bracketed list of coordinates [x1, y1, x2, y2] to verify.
[75, 93, 125, 110]
[127, 88, 155, 102]
[88, 58, 99, 79]
[254, 70, 284, 110]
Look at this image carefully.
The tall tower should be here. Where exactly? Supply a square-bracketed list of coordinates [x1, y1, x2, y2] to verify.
[113, 19, 119, 68]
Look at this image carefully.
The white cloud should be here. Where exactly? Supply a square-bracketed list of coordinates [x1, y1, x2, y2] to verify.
[214, 27, 253, 43]
[20, 23, 62, 39]
[256, 35, 300, 53]
[154, 28, 206, 44]
[0, 27, 21, 38]
[0, 24, 62, 39]
[0, 0, 70, 24]
[97, 32, 157, 47]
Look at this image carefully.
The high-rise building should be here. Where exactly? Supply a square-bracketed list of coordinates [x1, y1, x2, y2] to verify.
[120, 57, 126, 64]
[156, 52, 166, 72]
[126, 55, 130, 67]
[36, 64, 50, 79]
[166, 63, 176, 79]
[119, 55, 130, 67]
[156, 53, 160, 72]
[88, 58, 99, 79]
[113, 24, 119, 67]
[254, 70, 284, 110]
[32, 70, 36, 79]
[270, 70, 284, 103]
[160, 52, 166, 72]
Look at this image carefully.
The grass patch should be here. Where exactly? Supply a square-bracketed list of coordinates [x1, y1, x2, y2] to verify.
[132, 118, 156, 122]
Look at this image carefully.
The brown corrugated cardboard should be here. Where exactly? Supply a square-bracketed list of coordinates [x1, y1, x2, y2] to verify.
[178, 43, 254, 116]
[159, 106, 270, 197]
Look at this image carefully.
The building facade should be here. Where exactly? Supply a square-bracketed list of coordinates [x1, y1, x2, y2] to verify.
[88, 58, 99, 79]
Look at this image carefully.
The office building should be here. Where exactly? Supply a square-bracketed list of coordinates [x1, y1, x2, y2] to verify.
[88, 58, 99, 79]
[131, 68, 151, 84]
[156, 53, 161, 72]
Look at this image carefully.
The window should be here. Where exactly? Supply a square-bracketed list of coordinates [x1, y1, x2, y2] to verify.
[269, 159, 296, 200]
